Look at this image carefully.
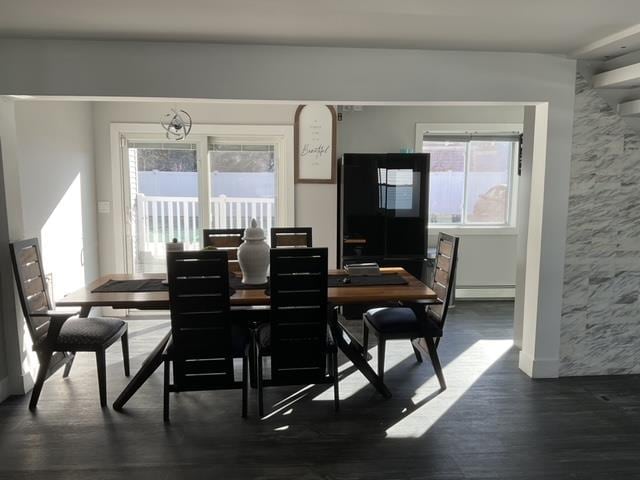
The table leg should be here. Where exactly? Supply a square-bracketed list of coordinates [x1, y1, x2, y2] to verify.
[329, 308, 391, 399]
[78, 306, 92, 318]
[113, 330, 171, 411]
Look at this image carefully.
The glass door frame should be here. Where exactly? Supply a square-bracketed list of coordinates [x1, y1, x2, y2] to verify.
[120, 132, 209, 274]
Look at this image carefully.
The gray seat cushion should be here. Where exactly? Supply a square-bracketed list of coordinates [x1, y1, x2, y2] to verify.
[55, 317, 126, 350]
[364, 307, 442, 337]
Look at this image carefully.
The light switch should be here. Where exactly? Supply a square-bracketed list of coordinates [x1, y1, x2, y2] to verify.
[98, 201, 111, 214]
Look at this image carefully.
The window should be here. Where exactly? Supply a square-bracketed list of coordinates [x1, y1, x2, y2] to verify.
[416, 124, 521, 227]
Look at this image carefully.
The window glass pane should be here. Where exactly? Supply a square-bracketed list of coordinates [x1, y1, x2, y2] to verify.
[130, 143, 199, 274]
[423, 141, 466, 224]
[465, 141, 513, 224]
[208, 143, 277, 233]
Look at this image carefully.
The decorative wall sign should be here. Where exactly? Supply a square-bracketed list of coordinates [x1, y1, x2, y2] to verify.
[294, 105, 337, 183]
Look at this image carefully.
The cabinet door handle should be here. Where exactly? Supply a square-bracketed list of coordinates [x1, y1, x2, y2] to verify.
[80, 248, 84, 266]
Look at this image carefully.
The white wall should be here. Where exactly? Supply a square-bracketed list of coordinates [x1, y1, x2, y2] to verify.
[0, 97, 29, 399]
[14, 101, 99, 298]
[0, 126, 11, 400]
[0, 98, 98, 398]
[0, 39, 577, 378]
[338, 105, 524, 291]
[514, 106, 536, 349]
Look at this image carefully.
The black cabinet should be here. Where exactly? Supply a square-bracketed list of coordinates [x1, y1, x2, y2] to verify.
[337, 153, 430, 280]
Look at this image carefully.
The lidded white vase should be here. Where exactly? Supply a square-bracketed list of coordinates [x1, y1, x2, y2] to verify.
[237, 218, 270, 284]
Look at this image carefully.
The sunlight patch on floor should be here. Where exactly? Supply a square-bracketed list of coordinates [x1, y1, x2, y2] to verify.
[312, 347, 413, 401]
[385, 339, 513, 438]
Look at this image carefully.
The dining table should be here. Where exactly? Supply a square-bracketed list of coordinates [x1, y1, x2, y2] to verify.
[57, 267, 437, 410]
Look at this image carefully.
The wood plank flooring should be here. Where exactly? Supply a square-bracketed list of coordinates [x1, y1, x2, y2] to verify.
[1, 301, 639, 479]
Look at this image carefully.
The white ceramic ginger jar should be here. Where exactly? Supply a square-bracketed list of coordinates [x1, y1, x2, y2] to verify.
[237, 218, 270, 284]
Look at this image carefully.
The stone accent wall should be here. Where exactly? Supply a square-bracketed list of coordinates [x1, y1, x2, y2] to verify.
[560, 73, 640, 375]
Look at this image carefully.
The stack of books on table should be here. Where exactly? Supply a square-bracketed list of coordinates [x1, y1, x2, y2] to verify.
[344, 263, 380, 276]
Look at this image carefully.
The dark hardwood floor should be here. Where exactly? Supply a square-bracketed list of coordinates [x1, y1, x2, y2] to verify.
[1, 301, 640, 479]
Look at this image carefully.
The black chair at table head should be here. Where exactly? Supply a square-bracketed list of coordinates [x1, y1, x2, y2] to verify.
[202, 228, 244, 274]
[362, 232, 460, 391]
[270, 227, 313, 248]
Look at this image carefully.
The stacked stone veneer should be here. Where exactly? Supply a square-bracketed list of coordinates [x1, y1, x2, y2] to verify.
[560, 73, 640, 376]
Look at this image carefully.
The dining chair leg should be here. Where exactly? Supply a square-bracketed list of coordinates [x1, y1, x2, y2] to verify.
[362, 322, 369, 356]
[257, 350, 264, 418]
[377, 337, 386, 383]
[95, 350, 108, 408]
[332, 349, 339, 412]
[121, 331, 130, 377]
[63, 352, 76, 378]
[424, 336, 446, 391]
[242, 351, 248, 419]
[411, 340, 423, 363]
[163, 357, 170, 422]
[29, 351, 53, 410]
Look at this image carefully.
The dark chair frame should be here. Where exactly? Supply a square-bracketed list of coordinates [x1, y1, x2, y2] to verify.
[270, 227, 313, 248]
[362, 232, 460, 391]
[9, 238, 129, 410]
[202, 228, 245, 248]
[202, 228, 244, 273]
[163, 249, 248, 422]
[255, 247, 338, 417]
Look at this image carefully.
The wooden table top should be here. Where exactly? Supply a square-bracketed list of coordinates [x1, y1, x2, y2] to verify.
[57, 268, 436, 309]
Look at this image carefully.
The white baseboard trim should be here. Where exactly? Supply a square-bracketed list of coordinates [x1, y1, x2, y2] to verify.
[456, 286, 515, 300]
[0, 376, 9, 403]
[518, 350, 559, 378]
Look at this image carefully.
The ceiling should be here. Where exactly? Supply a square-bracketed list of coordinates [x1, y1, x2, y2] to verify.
[0, 0, 639, 56]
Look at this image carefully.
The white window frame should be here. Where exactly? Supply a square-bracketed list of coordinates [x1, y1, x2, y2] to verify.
[110, 123, 294, 274]
[415, 123, 522, 236]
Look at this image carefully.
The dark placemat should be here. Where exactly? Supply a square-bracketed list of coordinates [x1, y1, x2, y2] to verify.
[92, 278, 168, 293]
[93, 278, 237, 296]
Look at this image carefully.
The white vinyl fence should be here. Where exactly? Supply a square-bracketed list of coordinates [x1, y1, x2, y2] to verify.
[136, 194, 275, 257]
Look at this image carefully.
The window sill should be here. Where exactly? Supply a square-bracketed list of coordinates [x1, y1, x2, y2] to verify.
[428, 225, 518, 236]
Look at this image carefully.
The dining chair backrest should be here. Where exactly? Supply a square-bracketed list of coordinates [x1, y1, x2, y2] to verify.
[202, 228, 244, 273]
[270, 227, 313, 248]
[9, 238, 54, 345]
[269, 247, 329, 384]
[166, 250, 235, 391]
[427, 233, 460, 331]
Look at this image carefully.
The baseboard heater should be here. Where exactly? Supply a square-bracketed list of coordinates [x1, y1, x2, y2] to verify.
[455, 285, 515, 300]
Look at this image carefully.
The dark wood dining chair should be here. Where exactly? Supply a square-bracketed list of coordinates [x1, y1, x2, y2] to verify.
[362, 233, 459, 391]
[163, 250, 249, 422]
[9, 238, 129, 410]
[202, 228, 244, 273]
[270, 227, 313, 248]
[255, 247, 339, 417]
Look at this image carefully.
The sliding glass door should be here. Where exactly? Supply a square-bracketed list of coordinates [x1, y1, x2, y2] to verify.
[122, 128, 291, 274]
